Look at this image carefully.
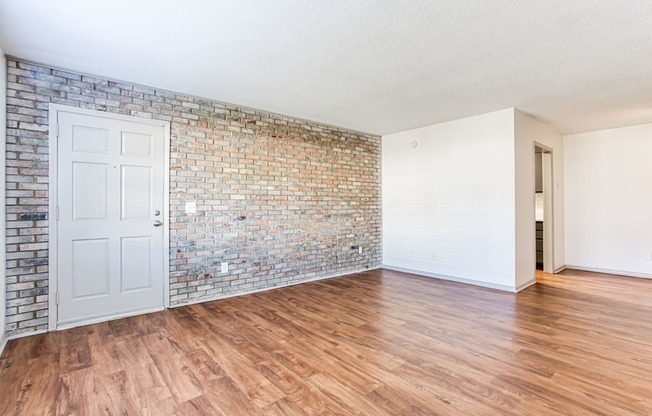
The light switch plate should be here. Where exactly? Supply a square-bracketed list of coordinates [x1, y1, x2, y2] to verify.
[185, 201, 196, 214]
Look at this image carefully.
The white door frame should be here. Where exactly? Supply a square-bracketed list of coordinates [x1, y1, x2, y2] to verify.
[47, 104, 171, 331]
[533, 141, 555, 273]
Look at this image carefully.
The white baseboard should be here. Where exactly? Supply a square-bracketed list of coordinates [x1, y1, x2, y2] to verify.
[554, 265, 567, 274]
[171, 266, 381, 309]
[9, 329, 47, 339]
[0, 333, 8, 358]
[382, 265, 518, 292]
[516, 278, 537, 292]
[565, 265, 652, 280]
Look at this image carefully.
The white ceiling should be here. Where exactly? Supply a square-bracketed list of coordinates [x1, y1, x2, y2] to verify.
[1, 1, 652, 135]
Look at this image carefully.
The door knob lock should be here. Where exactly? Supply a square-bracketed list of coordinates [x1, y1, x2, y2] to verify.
[153, 220, 162, 227]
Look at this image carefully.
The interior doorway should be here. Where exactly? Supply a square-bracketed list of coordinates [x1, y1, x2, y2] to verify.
[534, 144, 554, 273]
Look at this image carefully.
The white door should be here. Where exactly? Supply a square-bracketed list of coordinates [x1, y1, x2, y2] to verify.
[56, 109, 167, 326]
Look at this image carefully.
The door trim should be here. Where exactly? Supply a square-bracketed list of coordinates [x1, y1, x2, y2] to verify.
[533, 141, 555, 274]
[47, 104, 171, 331]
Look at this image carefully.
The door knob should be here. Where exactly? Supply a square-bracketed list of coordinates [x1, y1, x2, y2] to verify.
[153, 220, 162, 227]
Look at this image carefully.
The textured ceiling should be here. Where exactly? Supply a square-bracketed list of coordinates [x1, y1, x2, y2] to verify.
[1, 1, 652, 135]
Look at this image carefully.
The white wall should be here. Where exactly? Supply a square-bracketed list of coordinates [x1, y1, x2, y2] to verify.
[382, 109, 517, 290]
[564, 124, 652, 278]
[514, 110, 565, 288]
[0, 46, 7, 352]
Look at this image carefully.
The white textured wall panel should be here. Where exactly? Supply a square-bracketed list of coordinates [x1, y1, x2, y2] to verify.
[382, 109, 516, 289]
[564, 124, 652, 277]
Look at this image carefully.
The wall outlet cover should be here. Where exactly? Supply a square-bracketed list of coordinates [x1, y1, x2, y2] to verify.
[185, 201, 197, 214]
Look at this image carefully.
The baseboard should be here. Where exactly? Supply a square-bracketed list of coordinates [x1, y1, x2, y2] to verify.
[4, 328, 48, 346]
[171, 266, 381, 309]
[7, 307, 164, 340]
[515, 278, 537, 292]
[554, 265, 567, 274]
[565, 265, 652, 280]
[0, 333, 8, 358]
[382, 265, 518, 292]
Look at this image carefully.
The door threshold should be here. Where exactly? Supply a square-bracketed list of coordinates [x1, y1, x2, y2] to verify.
[55, 306, 165, 331]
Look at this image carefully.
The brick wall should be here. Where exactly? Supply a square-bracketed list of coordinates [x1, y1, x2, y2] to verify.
[4, 59, 382, 336]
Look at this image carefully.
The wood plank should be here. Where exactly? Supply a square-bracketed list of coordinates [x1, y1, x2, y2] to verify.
[141, 333, 206, 404]
[113, 337, 174, 411]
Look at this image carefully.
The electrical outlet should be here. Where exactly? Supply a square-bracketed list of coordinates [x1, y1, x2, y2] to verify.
[358, 246, 363, 254]
[221, 262, 229, 273]
[185, 201, 196, 214]
[643, 252, 652, 261]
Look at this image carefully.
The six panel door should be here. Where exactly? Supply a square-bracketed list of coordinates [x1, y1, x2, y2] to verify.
[56, 110, 166, 326]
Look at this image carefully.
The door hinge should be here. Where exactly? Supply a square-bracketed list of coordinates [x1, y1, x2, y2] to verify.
[56, 122, 60, 137]
[56, 292, 59, 305]
[56, 206, 60, 221]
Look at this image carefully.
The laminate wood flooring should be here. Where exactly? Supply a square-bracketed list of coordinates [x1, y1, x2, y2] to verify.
[1, 268, 652, 415]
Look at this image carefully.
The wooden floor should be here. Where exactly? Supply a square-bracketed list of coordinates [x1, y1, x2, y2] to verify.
[1, 268, 652, 415]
